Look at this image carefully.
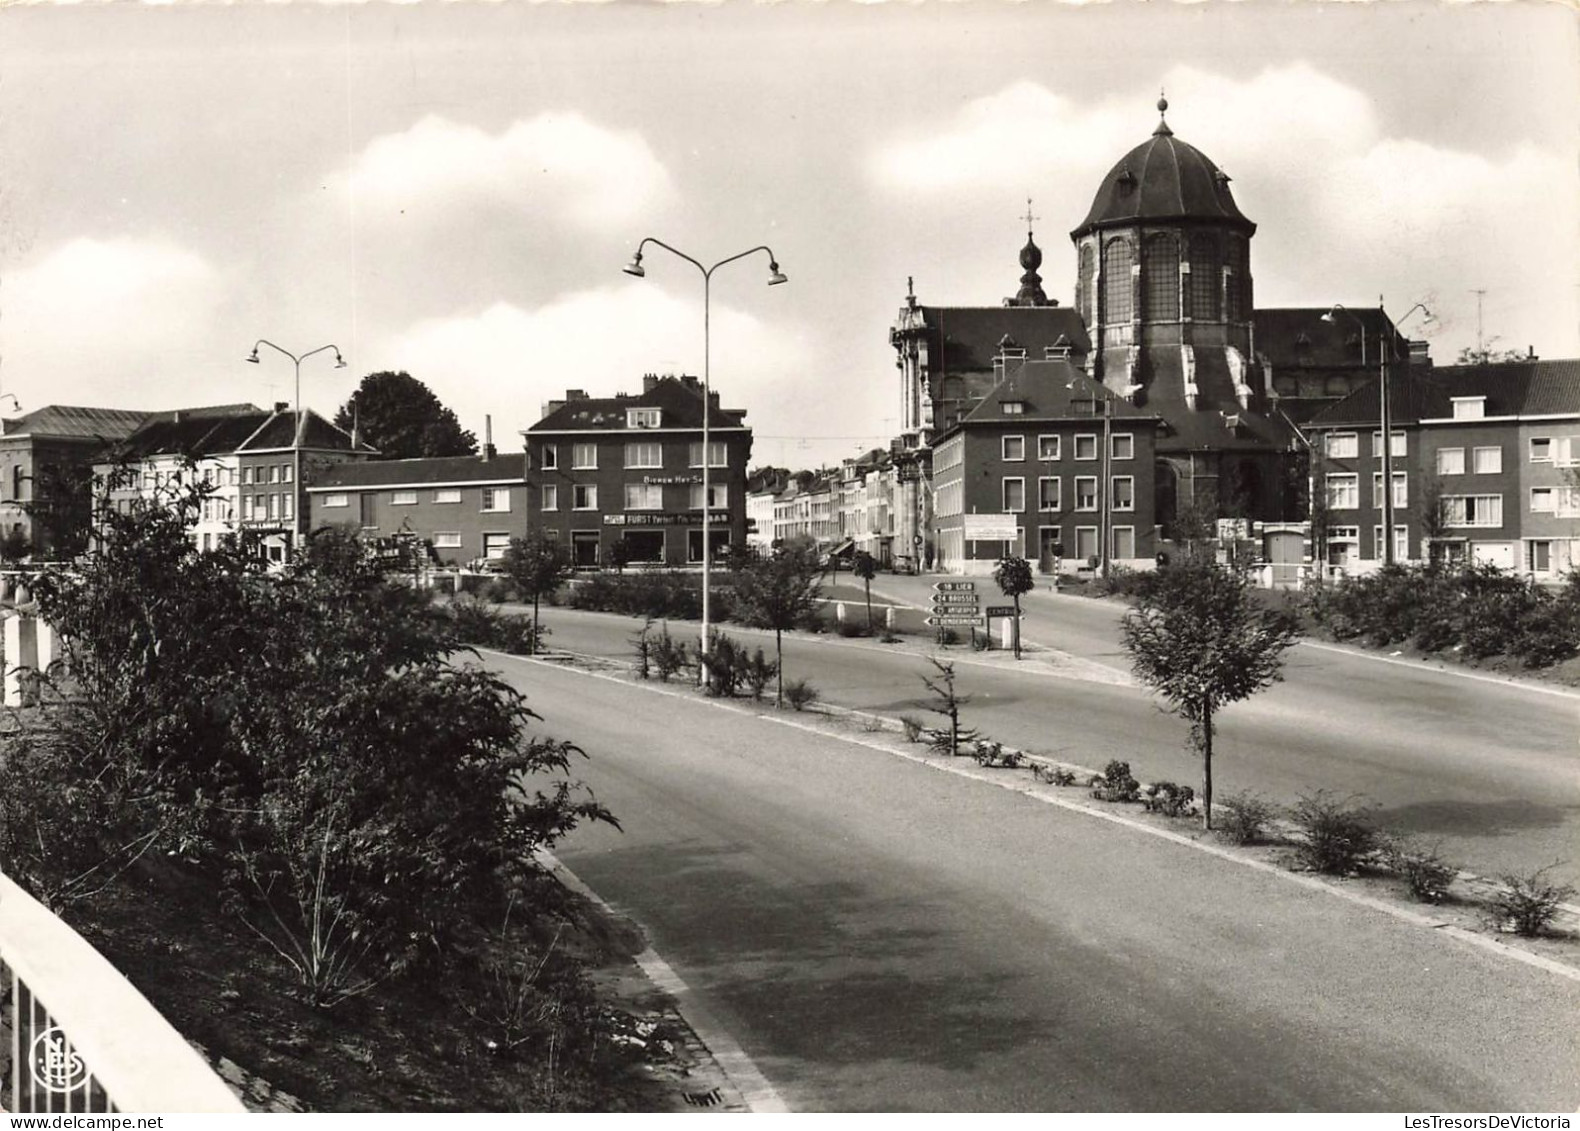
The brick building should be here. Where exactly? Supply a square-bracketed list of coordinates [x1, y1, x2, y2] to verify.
[931, 360, 1165, 575]
[523, 374, 753, 568]
[1305, 359, 1580, 577]
[305, 452, 528, 566]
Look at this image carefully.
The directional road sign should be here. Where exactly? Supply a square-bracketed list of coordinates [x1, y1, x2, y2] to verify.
[985, 606, 1018, 617]
[932, 592, 981, 605]
[933, 581, 977, 592]
[925, 615, 984, 627]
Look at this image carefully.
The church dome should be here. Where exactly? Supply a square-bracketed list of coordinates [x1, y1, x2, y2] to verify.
[1071, 101, 1254, 239]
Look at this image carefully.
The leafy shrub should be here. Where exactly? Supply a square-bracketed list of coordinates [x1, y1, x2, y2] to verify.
[1486, 865, 1575, 937]
[970, 739, 1024, 768]
[1382, 838, 1457, 903]
[444, 597, 541, 655]
[784, 678, 819, 711]
[480, 577, 517, 604]
[900, 715, 926, 743]
[631, 619, 654, 680]
[566, 570, 723, 622]
[1216, 790, 1277, 845]
[698, 633, 745, 698]
[934, 627, 959, 646]
[1142, 781, 1196, 818]
[970, 632, 991, 651]
[1090, 759, 1141, 803]
[1288, 791, 1380, 874]
[651, 624, 689, 682]
[1032, 765, 1078, 787]
[736, 645, 779, 701]
[835, 620, 870, 638]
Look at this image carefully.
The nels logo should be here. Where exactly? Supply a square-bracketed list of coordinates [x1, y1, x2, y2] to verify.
[30, 1026, 89, 1094]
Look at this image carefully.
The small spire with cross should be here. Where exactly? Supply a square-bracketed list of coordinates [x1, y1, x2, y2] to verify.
[1021, 198, 1039, 238]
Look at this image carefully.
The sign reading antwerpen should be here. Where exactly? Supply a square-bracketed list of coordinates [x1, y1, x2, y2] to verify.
[963, 514, 1019, 541]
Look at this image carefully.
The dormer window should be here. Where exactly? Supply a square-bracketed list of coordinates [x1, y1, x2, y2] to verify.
[1451, 396, 1486, 420]
[627, 407, 662, 429]
[1001, 401, 1026, 415]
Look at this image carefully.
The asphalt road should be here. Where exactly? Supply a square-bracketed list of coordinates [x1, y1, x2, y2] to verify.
[516, 582, 1580, 888]
[490, 654, 1580, 1112]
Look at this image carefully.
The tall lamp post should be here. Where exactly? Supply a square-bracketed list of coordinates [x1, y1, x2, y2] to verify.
[1321, 301, 1431, 566]
[246, 340, 346, 554]
[622, 239, 786, 667]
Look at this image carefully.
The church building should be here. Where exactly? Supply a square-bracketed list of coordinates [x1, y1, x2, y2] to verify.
[891, 96, 1409, 570]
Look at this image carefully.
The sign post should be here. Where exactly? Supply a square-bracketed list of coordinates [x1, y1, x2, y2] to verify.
[929, 580, 983, 643]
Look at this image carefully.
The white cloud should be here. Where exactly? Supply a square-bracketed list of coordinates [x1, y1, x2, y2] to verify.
[870, 64, 1577, 358]
[1, 238, 226, 402]
[345, 113, 673, 229]
[380, 282, 813, 447]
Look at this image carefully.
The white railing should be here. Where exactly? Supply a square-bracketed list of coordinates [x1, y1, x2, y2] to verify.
[0, 871, 245, 1113]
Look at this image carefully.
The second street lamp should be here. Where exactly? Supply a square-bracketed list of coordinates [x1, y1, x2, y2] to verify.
[622, 239, 786, 671]
[246, 339, 347, 554]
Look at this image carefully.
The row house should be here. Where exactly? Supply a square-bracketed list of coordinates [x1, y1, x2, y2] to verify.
[523, 374, 753, 569]
[100, 403, 373, 562]
[1305, 359, 1580, 579]
[770, 472, 837, 548]
[305, 450, 527, 566]
[837, 449, 898, 566]
[931, 359, 1166, 576]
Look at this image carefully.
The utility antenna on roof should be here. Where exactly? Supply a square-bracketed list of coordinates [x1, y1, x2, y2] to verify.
[1471, 288, 1487, 358]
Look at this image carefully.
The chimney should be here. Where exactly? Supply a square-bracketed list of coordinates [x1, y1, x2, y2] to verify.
[565, 389, 589, 402]
[172, 410, 184, 424]
[1408, 340, 1432, 365]
[643, 373, 660, 393]
[483, 414, 496, 461]
[274, 401, 289, 414]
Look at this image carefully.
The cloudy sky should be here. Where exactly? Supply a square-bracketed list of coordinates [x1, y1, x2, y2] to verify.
[1, 2, 1575, 468]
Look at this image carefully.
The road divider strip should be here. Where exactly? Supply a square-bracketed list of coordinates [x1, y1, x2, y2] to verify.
[488, 648, 1580, 989]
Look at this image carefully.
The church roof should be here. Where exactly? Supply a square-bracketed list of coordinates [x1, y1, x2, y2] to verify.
[1072, 99, 1254, 239]
[900, 305, 1091, 372]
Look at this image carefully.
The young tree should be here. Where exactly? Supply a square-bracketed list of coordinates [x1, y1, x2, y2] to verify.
[1417, 473, 1450, 567]
[334, 371, 478, 460]
[1120, 559, 1300, 829]
[852, 550, 877, 630]
[731, 543, 823, 707]
[992, 554, 1034, 659]
[502, 534, 573, 655]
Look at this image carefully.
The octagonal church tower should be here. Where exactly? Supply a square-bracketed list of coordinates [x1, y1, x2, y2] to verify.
[1071, 97, 1294, 522]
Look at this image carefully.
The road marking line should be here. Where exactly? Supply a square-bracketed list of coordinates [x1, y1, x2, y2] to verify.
[538, 848, 790, 1114]
[491, 649, 1580, 988]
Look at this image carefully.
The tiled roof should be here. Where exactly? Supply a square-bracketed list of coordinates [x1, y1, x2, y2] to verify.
[955, 359, 1162, 429]
[238, 410, 372, 453]
[914, 306, 1091, 374]
[1137, 348, 1297, 453]
[117, 410, 272, 460]
[1254, 308, 1408, 370]
[531, 376, 746, 433]
[310, 454, 526, 489]
[1305, 358, 1580, 428]
[0, 405, 152, 441]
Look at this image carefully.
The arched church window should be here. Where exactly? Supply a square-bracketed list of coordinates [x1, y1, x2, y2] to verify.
[1076, 244, 1095, 326]
[1141, 233, 1180, 322]
[1102, 238, 1133, 324]
[1189, 234, 1221, 321]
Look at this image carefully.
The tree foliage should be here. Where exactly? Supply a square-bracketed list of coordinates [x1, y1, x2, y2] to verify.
[1120, 560, 1300, 829]
[503, 535, 574, 655]
[852, 550, 877, 630]
[992, 554, 1034, 659]
[12, 471, 614, 1002]
[730, 542, 823, 706]
[334, 371, 478, 460]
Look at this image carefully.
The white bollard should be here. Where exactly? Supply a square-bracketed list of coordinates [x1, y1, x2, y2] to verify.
[35, 619, 56, 674]
[886, 605, 897, 630]
[836, 601, 846, 623]
[4, 615, 37, 707]
[998, 617, 1014, 649]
